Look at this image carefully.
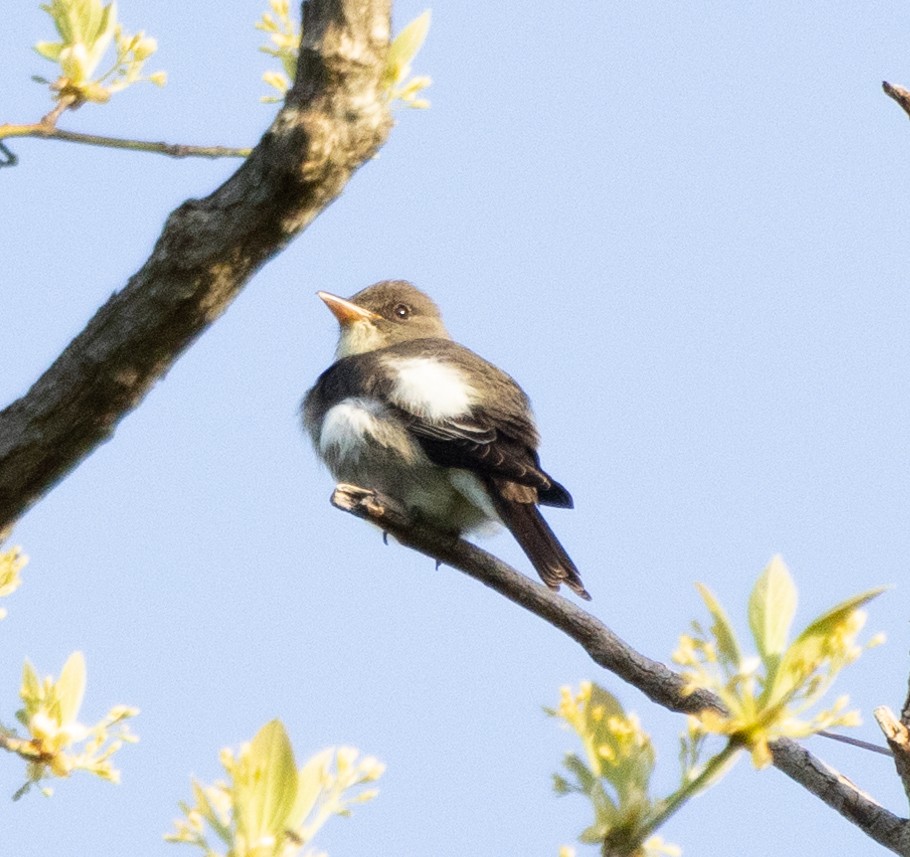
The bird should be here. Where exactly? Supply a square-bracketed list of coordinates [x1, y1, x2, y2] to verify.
[302, 280, 590, 600]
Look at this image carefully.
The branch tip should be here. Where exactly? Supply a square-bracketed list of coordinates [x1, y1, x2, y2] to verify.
[883, 80, 910, 121]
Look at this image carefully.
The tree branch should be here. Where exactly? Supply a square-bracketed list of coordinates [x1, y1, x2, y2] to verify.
[331, 484, 910, 856]
[0, 0, 394, 531]
[0, 123, 251, 159]
[330, 483, 720, 714]
[884, 81, 910, 121]
[876, 706, 910, 811]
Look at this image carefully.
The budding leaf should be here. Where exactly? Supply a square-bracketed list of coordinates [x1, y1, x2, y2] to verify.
[749, 555, 797, 665]
[695, 582, 741, 668]
[236, 719, 298, 845]
[56, 651, 86, 725]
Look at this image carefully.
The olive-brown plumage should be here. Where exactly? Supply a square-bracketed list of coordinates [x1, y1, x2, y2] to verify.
[303, 280, 590, 600]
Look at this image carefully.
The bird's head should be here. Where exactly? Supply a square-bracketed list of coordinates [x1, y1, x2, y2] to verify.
[317, 280, 452, 358]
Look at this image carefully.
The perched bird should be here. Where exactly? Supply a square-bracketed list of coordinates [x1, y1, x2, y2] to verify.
[302, 280, 590, 600]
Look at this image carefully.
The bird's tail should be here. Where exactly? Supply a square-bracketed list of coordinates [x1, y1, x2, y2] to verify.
[487, 481, 590, 600]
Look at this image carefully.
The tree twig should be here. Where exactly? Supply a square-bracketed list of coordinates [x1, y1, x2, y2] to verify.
[331, 484, 910, 856]
[0, 0, 395, 530]
[883, 81, 910, 121]
[818, 729, 893, 757]
[0, 142, 17, 167]
[0, 122, 251, 159]
[1, 80, 248, 160]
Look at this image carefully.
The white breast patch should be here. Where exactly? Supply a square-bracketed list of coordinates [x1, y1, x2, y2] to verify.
[319, 397, 385, 460]
[386, 356, 475, 420]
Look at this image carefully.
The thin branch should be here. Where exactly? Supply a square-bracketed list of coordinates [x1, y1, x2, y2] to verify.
[884, 81, 910, 121]
[331, 484, 718, 714]
[331, 484, 910, 856]
[818, 729, 893, 757]
[0, 142, 17, 167]
[0, 122, 251, 159]
[0, 0, 395, 531]
[1, 76, 248, 160]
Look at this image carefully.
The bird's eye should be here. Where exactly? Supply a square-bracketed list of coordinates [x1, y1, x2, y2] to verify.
[393, 303, 411, 320]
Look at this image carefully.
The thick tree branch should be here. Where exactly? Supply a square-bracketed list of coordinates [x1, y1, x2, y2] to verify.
[331, 484, 910, 856]
[0, 0, 394, 531]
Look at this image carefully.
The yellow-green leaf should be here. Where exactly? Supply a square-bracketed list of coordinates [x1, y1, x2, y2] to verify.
[192, 780, 233, 846]
[235, 719, 298, 845]
[34, 41, 63, 61]
[795, 586, 886, 644]
[64, 0, 91, 44]
[20, 659, 41, 703]
[748, 555, 797, 662]
[290, 747, 333, 831]
[695, 582, 742, 668]
[57, 651, 86, 725]
[44, 1, 74, 43]
[94, 0, 115, 46]
[87, 2, 117, 65]
[773, 586, 885, 703]
[387, 10, 431, 80]
[81, 0, 101, 43]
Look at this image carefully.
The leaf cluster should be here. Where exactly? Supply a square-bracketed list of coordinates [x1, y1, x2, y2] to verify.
[34, 0, 165, 106]
[1, 652, 138, 798]
[166, 720, 384, 857]
[675, 556, 884, 767]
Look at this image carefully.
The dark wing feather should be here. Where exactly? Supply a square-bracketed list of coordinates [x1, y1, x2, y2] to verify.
[407, 418, 573, 508]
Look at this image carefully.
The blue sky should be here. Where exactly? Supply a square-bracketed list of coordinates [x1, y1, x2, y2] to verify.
[2, 2, 910, 855]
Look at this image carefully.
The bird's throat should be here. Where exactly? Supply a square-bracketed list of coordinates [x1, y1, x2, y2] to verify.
[335, 321, 387, 359]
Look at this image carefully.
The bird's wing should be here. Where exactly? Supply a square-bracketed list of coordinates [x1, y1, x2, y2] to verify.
[327, 338, 575, 508]
[403, 414, 564, 503]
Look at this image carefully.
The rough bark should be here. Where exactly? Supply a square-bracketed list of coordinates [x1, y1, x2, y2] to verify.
[876, 706, 910, 811]
[0, 0, 394, 531]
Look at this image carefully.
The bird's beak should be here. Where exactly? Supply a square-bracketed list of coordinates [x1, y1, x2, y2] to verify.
[317, 291, 382, 326]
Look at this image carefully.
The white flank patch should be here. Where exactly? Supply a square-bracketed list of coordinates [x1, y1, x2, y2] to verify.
[319, 397, 385, 460]
[448, 470, 500, 528]
[387, 356, 475, 420]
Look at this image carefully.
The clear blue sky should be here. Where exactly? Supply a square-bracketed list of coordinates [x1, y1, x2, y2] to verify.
[2, 2, 910, 855]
